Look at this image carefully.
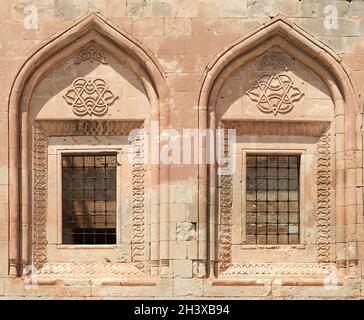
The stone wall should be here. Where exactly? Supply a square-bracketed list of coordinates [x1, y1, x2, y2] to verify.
[0, 0, 363, 299]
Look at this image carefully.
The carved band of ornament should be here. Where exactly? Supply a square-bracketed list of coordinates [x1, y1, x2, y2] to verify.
[221, 263, 331, 277]
[246, 73, 304, 116]
[32, 120, 146, 274]
[63, 78, 118, 116]
[33, 127, 48, 269]
[35, 120, 144, 136]
[222, 120, 330, 138]
[74, 44, 107, 65]
[131, 128, 146, 272]
[36, 262, 143, 277]
[218, 125, 233, 272]
[316, 129, 332, 263]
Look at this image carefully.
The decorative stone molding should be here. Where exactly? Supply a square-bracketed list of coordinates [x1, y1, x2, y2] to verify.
[74, 43, 107, 64]
[35, 119, 144, 136]
[222, 120, 330, 137]
[36, 262, 143, 277]
[32, 120, 146, 275]
[63, 78, 119, 116]
[33, 128, 48, 270]
[218, 125, 233, 273]
[131, 127, 146, 272]
[316, 128, 333, 263]
[220, 263, 331, 277]
[246, 73, 304, 116]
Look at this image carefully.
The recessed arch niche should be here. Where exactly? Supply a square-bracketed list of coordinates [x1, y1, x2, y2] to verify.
[8, 12, 170, 278]
[197, 16, 361, 282]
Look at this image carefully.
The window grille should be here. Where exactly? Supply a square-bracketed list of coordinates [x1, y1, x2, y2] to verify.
[245, 155, 300, 245]
[62, 154, 117, 245]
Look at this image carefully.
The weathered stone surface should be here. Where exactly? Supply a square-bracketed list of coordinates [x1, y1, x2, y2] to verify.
[176, 222, 196, 241]
[0, 0, 363, 300]
[172, 260, 193, 278]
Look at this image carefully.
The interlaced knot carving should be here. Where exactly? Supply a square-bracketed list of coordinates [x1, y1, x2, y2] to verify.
[246, 73, 304, 116]
[63, 78, 118, 116]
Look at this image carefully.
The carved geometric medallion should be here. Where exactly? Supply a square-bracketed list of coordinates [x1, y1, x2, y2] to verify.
[63, 77, 118, 116]
[246, 73, 304, 116]
[74, 43, 107, 64]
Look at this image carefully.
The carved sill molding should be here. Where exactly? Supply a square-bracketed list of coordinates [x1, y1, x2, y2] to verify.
[219, 263, 332, 278]
[36, 262, 144, 278]
[33, 120, 147, 277]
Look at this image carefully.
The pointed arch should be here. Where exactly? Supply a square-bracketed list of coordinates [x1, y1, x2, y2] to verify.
[8, 12, 170, 276]
[197, 15, 361, 278]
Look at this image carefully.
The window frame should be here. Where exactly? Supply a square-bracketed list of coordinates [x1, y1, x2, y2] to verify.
[55, 146, 123, 249]
[60, 152, 119, 246]
[243, 153, 301, 246]
[231, 145, 310, 251]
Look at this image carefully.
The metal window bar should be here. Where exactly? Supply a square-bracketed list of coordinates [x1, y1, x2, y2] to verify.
[245, 155, 300, 245]
[62, 154, 117, 245]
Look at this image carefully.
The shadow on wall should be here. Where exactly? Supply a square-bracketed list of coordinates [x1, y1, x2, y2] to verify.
[29, 42, 147, 122]
[216, 49, 334, 123]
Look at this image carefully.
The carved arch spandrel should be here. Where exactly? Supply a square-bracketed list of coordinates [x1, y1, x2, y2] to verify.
[197, 15, 360, 280]
[8, 12, 170, 277]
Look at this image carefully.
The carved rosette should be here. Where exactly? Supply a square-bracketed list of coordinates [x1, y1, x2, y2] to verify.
[32, 120, 147, 275]
[74, 44, 107, 64]
[316, 128, 332, 263]
[246, 73, 304, 116]
[218, 124, 233, 272]
[63, 78, 118, 116]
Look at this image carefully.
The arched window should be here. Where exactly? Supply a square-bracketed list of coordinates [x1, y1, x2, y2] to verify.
[198, 16, 360, 283]
[8, 13, 170, 280]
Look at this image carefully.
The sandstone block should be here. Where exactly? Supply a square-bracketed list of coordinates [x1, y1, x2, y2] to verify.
[165, 18, 191, 36]
[173, 278, 203, 296]
[133, 17, 164, 36]
[173, 259, 193, 278]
